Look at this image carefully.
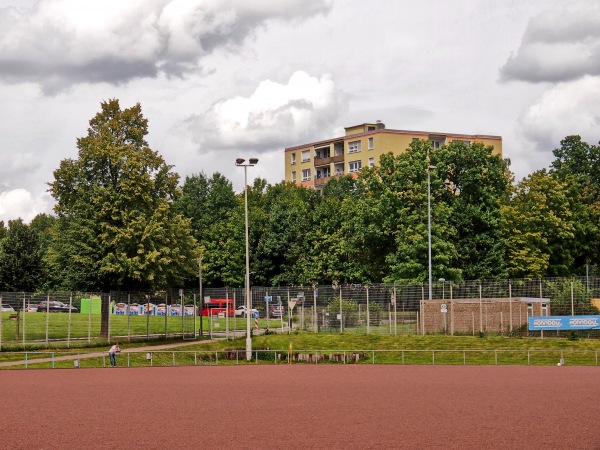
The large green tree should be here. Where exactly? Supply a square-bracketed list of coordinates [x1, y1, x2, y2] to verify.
[48, 99, 198, 292]
[503, 169, 583, 278]
[550, 135, 600, 271]
[0, 219, 44, 292]
[436, 140, 510, 279]
[254, 182, 318, 286]
[176, 172, 238, 244]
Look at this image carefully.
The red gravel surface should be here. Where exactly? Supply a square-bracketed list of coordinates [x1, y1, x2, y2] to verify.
[2, 365, 599, 449]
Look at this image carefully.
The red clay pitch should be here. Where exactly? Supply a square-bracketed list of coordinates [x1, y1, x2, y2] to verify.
[2, 365, 599, 449]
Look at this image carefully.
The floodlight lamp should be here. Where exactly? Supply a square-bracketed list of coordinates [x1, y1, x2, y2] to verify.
[249, 158, 259, 165]
[235, 158, 245, 165]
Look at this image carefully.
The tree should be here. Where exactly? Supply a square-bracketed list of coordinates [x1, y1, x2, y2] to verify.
[0, 219, 44, 291]
[356, 141, 460, 283]
[503, 169, 582, 278]
[254, 182, 318, 286]
[550, 135, 600, 271]
[48, 99, 198, 292]
[436, 140, 510, 279]
[29, 213, 57, 289]
[176, 172, 238, 244]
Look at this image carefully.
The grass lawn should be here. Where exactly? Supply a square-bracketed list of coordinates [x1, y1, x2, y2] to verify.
[2, 316, 600, 367]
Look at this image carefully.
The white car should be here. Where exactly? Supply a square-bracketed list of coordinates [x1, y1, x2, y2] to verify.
[234, 306, 259, 318]
[1, 304, 15, 312]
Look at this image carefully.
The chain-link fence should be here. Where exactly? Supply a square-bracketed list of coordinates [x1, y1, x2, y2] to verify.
[1, 276, 599, 348]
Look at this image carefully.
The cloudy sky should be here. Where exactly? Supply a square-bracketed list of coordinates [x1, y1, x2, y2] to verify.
[0, 0, 599, 223]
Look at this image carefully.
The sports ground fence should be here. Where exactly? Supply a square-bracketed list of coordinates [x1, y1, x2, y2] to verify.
[0, 276, 599, 348]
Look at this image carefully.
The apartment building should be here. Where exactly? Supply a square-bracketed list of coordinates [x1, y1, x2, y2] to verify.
[284, 122, 502, 189]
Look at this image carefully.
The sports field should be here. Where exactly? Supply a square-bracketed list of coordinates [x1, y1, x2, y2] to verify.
[2, 365, 598, 449]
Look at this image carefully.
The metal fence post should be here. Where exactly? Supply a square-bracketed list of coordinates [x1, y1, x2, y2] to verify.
[45, 293, 49, 345]
[366, 287, 370, 335]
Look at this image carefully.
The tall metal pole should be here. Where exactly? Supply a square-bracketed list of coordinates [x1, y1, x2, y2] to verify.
[244, 164, 252, 361]
[427, 158, 433, 301]
[236, 157, 258, 361]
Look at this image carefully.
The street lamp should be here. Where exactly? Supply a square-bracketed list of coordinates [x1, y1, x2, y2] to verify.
[439, 278, 446, 300]
[235, 157, 259, 361]
[427, 156, 436, 301]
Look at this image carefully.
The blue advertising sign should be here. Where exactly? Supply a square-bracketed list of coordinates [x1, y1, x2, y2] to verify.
[528, 315, 600, 331]
[264, 296, 272, 303]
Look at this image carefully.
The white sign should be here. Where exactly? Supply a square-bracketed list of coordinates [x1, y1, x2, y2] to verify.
[441, 304, 447, 313]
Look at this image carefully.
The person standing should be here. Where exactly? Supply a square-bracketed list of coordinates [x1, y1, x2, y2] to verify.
[108, 343, 121, 367]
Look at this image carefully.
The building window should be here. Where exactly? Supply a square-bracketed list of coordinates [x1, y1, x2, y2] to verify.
[368, 137, 374, 150]
[348, 160, 362, 173]
[301, 150, 311, 162]
[430, 140, 442, 149]
[527, 303, 533, 318]
[291, 171, 296, 183]
[302, 169, 311, 181]
[541, 303, 548, 316]
[291, 153, 296, 164]
[368, 157, 375, 168]
[348, 140, 361, 153]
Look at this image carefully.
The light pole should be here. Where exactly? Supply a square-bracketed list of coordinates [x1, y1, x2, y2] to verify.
[236, 157, 258, 361]
[427, 153, 435, 301]
[439, 278, 446, 300]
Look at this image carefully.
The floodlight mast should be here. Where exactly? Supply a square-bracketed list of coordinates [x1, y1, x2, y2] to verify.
[235, 157, 259, 361]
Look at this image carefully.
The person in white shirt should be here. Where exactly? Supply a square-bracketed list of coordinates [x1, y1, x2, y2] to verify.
[108, 343, 121, 367]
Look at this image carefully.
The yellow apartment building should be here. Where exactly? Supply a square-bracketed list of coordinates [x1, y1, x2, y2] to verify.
[284, 121, 502, 189]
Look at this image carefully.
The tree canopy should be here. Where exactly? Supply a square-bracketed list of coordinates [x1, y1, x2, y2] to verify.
[47, 99, 198, 291]
[2, 101, 598, 293]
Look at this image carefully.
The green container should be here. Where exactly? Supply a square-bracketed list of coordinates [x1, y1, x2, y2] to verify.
[80, 297, 102, 314]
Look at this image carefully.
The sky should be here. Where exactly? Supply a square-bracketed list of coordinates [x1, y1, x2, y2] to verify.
[0, 0, 599, 223]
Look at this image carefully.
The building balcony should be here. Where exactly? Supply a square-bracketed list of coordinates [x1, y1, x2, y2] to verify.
[314, 154, 344, 167]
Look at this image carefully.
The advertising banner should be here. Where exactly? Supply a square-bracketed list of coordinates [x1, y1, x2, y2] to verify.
[528, 315, 600, 331]
[114, 303, 128, 315]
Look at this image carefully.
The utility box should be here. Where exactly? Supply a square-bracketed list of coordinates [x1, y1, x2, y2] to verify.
[80, 297, 102, 314]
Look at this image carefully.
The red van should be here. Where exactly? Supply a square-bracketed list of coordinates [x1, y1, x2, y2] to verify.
[201, 299, 234, 317]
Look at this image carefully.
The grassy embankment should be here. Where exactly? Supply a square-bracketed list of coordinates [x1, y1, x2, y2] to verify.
[1, 327, 600, 368]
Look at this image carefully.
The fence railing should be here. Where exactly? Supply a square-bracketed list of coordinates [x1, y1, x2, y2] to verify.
[1, 276, 599, 348]
[1, 349, 598, 369]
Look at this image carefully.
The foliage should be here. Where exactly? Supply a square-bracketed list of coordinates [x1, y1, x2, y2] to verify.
[48, 99, 198, 291]
[550, 135, 600, 270]
[503, 170, 584, 278]
[437, 140, 510, 279]
[543, 279, 599, 316]
[326, 297, 360, 327]
[0, 219, 44, 291]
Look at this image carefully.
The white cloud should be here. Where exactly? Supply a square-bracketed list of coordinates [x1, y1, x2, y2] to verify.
[0, 0, 329, 93]
[0, 189, 52, 224]
[520, 76, 600, 152]
[190, 70, 347, 152]
[500, 1, 600, 83]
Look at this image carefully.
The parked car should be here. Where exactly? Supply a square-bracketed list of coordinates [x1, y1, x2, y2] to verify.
[36, 301, 78, 313]
[234, 305, 259, 318]
[1, 304, 15, 312]
[269, 304, 285, 318]
[26, 303, 38, 312]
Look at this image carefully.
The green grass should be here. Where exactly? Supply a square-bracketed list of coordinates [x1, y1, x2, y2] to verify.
[2, 323, 600, 368]
[0, 311, 282, 345]
[170, 332, 600, 366]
